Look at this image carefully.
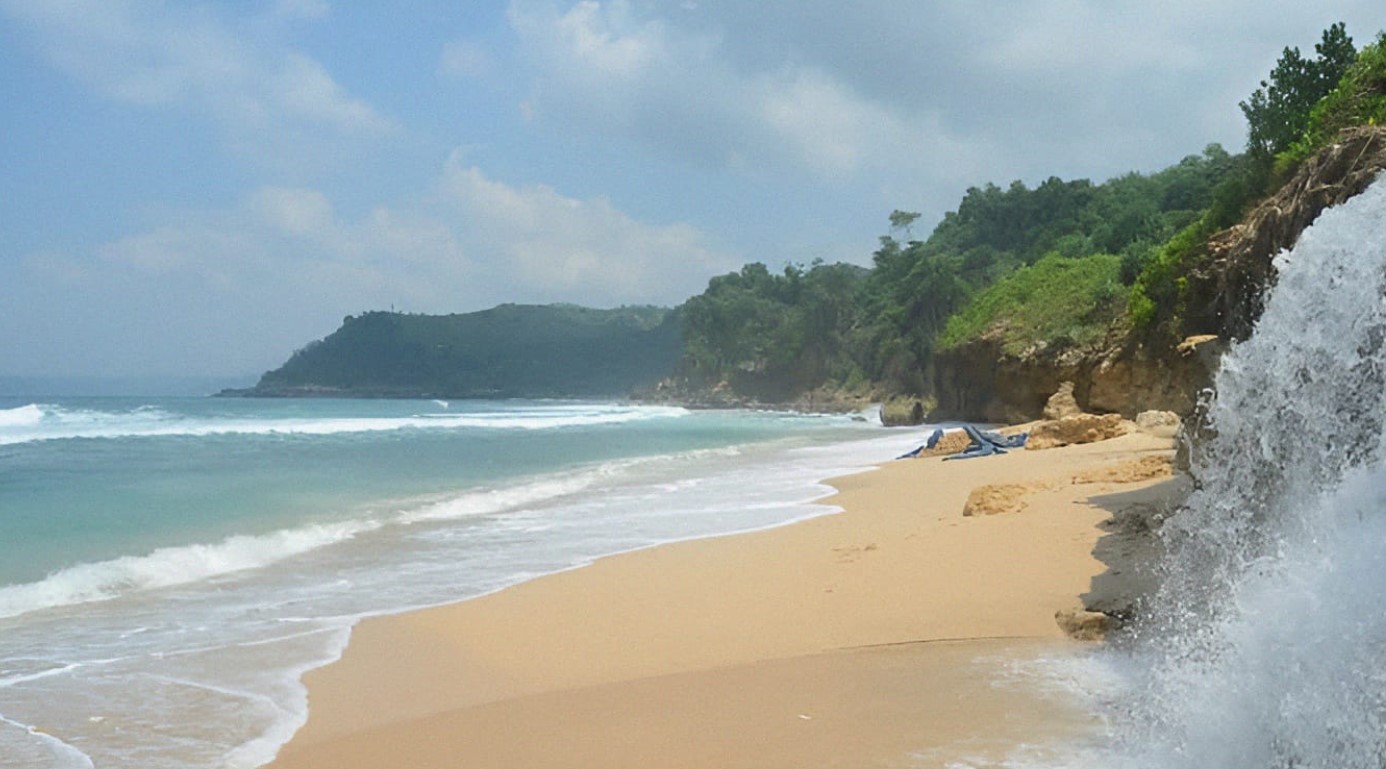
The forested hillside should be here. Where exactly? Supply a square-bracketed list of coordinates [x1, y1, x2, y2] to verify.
[677, 24, 1386, 415]
[240, 25, 1386, 414]
[238, 305, 682, 398]
[679, 143, 1243, 397]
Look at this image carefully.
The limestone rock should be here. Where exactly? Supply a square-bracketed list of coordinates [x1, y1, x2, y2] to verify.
[962, 483, 1043, 516]
[910, 429, 974, 458]
[1042, 381, 1083, 420]
[1135, 410, 1181, 438]
[1186, 126, 1386, 342]
[1055, 608, 1115, 641]
[1026, 413, 1130, 450]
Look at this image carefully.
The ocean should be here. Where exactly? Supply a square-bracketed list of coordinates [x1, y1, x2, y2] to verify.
[0, 397, 920, 768]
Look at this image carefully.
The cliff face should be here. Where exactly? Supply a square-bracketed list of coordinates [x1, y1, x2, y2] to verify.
[1183, 126, 1386, 341]
[931, 336, 1218, 423]
[932, 127, 1386, 422]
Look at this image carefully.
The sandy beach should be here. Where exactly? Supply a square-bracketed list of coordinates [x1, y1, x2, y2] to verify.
[269, 428, 1178, 769]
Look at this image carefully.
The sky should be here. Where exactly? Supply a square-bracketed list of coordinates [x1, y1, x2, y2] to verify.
[3, 1, 1384, 381]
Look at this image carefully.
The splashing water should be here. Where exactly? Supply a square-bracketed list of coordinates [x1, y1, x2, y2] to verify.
[1102, 179, 1386, 768]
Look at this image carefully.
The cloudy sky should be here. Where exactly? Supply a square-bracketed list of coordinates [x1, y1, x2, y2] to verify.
[3, 1, 1383, 381]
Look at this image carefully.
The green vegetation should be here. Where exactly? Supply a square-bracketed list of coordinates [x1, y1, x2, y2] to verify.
[680, 261, 867, 399]
[249, 23, 1385, 410]
[1130, 24, 1382, 342]
[680, 145, 1239, 395]
[1279, 31, 1386, 170]
[1240, 23, 1357, 159]
[937, 254, 1125, 356]
[252, 304, 681, 398]
[680, 21, 1383, 404]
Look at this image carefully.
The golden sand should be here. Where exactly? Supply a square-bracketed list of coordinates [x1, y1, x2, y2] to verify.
[270, 431, 1176, 769]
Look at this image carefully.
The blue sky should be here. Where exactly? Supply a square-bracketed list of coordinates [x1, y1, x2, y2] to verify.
[3, 1, 1383, 380]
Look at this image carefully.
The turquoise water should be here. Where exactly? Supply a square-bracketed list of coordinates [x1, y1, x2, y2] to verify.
[0, 396, 919, 768]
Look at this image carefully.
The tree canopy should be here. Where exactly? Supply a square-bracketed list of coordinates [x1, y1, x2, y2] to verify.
[1240, 23, 1356, 158]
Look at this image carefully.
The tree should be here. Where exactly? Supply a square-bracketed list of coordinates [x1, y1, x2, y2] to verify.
[888, 209, 921, 240]
[1240, 23, 1356, 158]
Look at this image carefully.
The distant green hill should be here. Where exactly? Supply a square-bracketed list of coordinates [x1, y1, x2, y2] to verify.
[235, 304, 682, 399]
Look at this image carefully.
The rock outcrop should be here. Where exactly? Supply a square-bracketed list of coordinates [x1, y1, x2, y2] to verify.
[1026, 413, 1130, 450]
[1055, 607, 1115, 641]
[929, 128, 1386, 425]
[1042, 381, 1082, 420]
[1071, 455, 1174, 485]
[1183, 126, 1386, 342]
[931, 336, 1217, 423]
[1135, 410, 1182, 439]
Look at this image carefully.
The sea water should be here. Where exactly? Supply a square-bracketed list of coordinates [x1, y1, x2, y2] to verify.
[0, 397, 924, 768]
[1022, 179, 1386, 769]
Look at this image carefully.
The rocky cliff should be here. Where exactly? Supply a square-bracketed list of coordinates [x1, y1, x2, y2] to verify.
[1183, 125, 1386, 341]
[932, 126, 1386, 423]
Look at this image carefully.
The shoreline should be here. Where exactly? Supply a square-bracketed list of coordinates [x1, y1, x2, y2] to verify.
[268, 429, 1178, 769]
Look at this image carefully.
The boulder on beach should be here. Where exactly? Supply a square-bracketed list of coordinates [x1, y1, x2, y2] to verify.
[962, 483, 1046, 516]
[1026, 413, 1130, 450]
[1055, 607, 1115, 641]
[1135, 409, 1181, 439]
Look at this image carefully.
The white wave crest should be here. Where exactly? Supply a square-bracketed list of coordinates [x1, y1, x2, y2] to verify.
[0, 403, 689, 446]
[0, 403, 46, 428]
[398, 466, 624, 524]
[0, 520, 383, 621]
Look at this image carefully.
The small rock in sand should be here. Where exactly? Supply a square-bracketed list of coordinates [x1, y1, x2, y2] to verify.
[962, 483, 1045, 516]
[1055, 608, 1115, 641]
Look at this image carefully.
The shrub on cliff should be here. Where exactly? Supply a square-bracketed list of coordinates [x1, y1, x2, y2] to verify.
[1278, 31, 1386, 172]
[938, 253, 1125, 356]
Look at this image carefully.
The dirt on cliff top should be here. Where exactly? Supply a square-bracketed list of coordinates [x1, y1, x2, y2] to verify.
[1185, 125, 1386, 341]
[931, 126, 1386, 423]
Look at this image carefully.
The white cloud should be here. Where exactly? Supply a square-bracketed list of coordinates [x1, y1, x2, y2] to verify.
[505, 0, 1386, 216]
[439, 39, 495, 79]
[5, 158, 736, 375]
[507, 0, 984, 181]
[1, 0, 393, 164]
[438, 159, 735, 304]
[273, 0, 329, 20]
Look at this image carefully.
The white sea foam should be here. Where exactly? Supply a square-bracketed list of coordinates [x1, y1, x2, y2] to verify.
[398, 470, 610, 524]
[1086, 179, 1386, 768]
[0, 714, 95, 769]
[0, 447, 729, 620]
[0, 403, 688, 446]
[0, 520, 383, 620]
[0, 403, 45, 428]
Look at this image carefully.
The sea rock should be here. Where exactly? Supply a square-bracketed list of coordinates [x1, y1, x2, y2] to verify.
[1055, 607, 1115, 641]
[1135, 411, 1181, 440]
[1026, 413, 1129, 450]
[1042, 381, 1083, 420]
